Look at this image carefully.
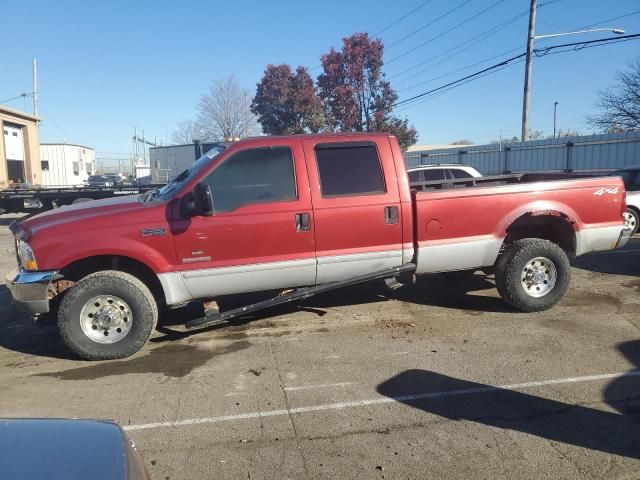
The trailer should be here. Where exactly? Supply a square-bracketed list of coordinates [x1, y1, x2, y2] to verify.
[0, 185, 163, 214]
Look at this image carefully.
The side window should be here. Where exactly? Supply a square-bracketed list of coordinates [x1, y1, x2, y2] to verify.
[449, 168, 472, 179]
[423, 169, 445, 182]
[315, 143, 386, 197]
[408, 171, 422, 183]
[204, 146, 297, 212]
[41, 161, 50, 171]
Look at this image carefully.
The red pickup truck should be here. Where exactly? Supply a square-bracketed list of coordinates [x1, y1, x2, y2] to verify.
[6, 133, 631, 360]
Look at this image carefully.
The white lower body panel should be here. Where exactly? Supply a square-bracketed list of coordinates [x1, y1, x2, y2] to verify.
[157, 250, 405, 305]
[181, 258, 316, 299]
[415, 237, 502, 274]
[316, 249, 404, 284]
[575, 225, 625, 256]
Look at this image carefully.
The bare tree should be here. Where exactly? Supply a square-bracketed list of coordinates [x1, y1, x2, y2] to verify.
[197, 76, 259, 141]
[588, 58, 640, 133]
[171, 120, 203, 144]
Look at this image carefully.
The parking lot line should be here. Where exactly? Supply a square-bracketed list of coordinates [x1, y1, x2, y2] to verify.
[122, 369, 640, 432]
[284, 382, 355, 391]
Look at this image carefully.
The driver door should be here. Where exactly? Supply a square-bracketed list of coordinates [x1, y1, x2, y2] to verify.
[171, 140, 316, 299]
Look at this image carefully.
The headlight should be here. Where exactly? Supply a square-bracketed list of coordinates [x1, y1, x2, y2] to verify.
[16, 239, 38, 271]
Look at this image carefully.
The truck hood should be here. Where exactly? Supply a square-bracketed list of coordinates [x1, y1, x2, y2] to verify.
[19, 195, 161, 238]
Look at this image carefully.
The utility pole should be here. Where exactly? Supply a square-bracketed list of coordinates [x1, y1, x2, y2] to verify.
[520, 0, 538, 142]
[553, 101, 559, 138]
[32, 58, 38, 117]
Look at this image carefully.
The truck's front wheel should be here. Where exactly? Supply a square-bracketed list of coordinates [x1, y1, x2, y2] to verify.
[58, 271, 158, 360]
[495, 238, 571, 312]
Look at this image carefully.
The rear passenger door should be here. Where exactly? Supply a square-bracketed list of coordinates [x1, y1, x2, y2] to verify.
[302, 138, 404, 283]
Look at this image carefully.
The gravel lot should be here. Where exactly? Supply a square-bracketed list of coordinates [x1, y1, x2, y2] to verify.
[1, 213, 639, 479]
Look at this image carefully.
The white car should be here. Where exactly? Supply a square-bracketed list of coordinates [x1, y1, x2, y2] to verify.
[407, 164, 482, 183]
[610, 166, 640, 235]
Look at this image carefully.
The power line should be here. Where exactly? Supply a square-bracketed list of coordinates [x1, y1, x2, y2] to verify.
[386, 0, 507, 65]
[0, 92, 33, 104]
[387, 0, 474, 49]
[386, 0, 568, 77]
[395, 59, 524, 113]
[308, 0, 442, 72]
[394, 33, 640, 108]
[537, 0, 568, 7]
[534, 32, 640, 56]
[373, 0, 437, 37]
[395, 52, 526, 106]
[582, 9, 640, 29]
[389, 9, 528, 83]
[535, 35, 640, 57]
[398, 46, 522, 92]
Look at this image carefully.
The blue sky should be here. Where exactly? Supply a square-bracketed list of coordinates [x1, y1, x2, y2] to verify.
[1, 0, 638, 163]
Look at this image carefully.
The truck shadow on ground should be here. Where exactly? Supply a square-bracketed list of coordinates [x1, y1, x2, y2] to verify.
[376, 339, 640, 459]
[0, 285, 73, 360]
[153, 274, 512, 341]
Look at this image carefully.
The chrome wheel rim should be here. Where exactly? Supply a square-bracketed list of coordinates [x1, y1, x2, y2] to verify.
[80, 295, 132, 344]
[623, 211, 636, 231]
[521, 257, 557, 298]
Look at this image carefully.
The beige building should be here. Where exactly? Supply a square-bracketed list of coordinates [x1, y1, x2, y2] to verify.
[1, 105, 42, 188]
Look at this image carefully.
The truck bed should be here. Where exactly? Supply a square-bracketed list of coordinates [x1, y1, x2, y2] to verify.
[409, 173, 598, 192]
[411, 176, 626, 274]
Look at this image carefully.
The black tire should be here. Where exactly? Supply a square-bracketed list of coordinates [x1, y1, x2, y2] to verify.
[494, 238, 571, 312]
[625, 208, 639, 236]
[58, 271, 158, 360]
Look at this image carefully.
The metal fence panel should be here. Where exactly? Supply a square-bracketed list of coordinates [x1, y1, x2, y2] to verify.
[404, 130, 640, 174]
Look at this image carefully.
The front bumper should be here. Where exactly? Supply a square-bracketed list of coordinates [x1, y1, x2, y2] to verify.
[5, 268, 58, 315]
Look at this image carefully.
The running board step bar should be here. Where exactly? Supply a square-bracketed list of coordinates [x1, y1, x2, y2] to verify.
[185, 262, 417, 331]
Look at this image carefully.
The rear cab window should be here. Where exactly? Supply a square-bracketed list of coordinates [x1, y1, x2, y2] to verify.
[315, 143, 386, 197]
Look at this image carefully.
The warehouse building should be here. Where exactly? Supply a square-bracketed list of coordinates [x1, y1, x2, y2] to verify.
[149, 141, 221, 183]
[0, 105, 42, 187]
[40, 143, 96, 187]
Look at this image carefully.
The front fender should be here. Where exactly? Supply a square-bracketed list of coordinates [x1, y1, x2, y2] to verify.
[34, 232, 177, 274]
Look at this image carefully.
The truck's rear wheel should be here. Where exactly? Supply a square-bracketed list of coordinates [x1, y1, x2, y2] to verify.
[495, 238, 570, 312]
[624, 208, 639, 236]
[58, 271, 157, 360]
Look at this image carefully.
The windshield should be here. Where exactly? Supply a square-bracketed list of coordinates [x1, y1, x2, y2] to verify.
[88, 176, 106, 182]
[153, 145, 226, 200]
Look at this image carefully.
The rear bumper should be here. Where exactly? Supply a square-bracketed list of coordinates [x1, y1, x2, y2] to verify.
[4, 268, 58, 315]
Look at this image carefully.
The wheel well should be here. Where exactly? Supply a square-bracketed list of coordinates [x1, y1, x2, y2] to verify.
[504, 213, 576, 256]
[59, 255, 166, 307]
[627, 204, 640, 215]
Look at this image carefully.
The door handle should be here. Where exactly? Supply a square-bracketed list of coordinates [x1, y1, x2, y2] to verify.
[384, 206, 399, 225]
[295, 212, 311, 232]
